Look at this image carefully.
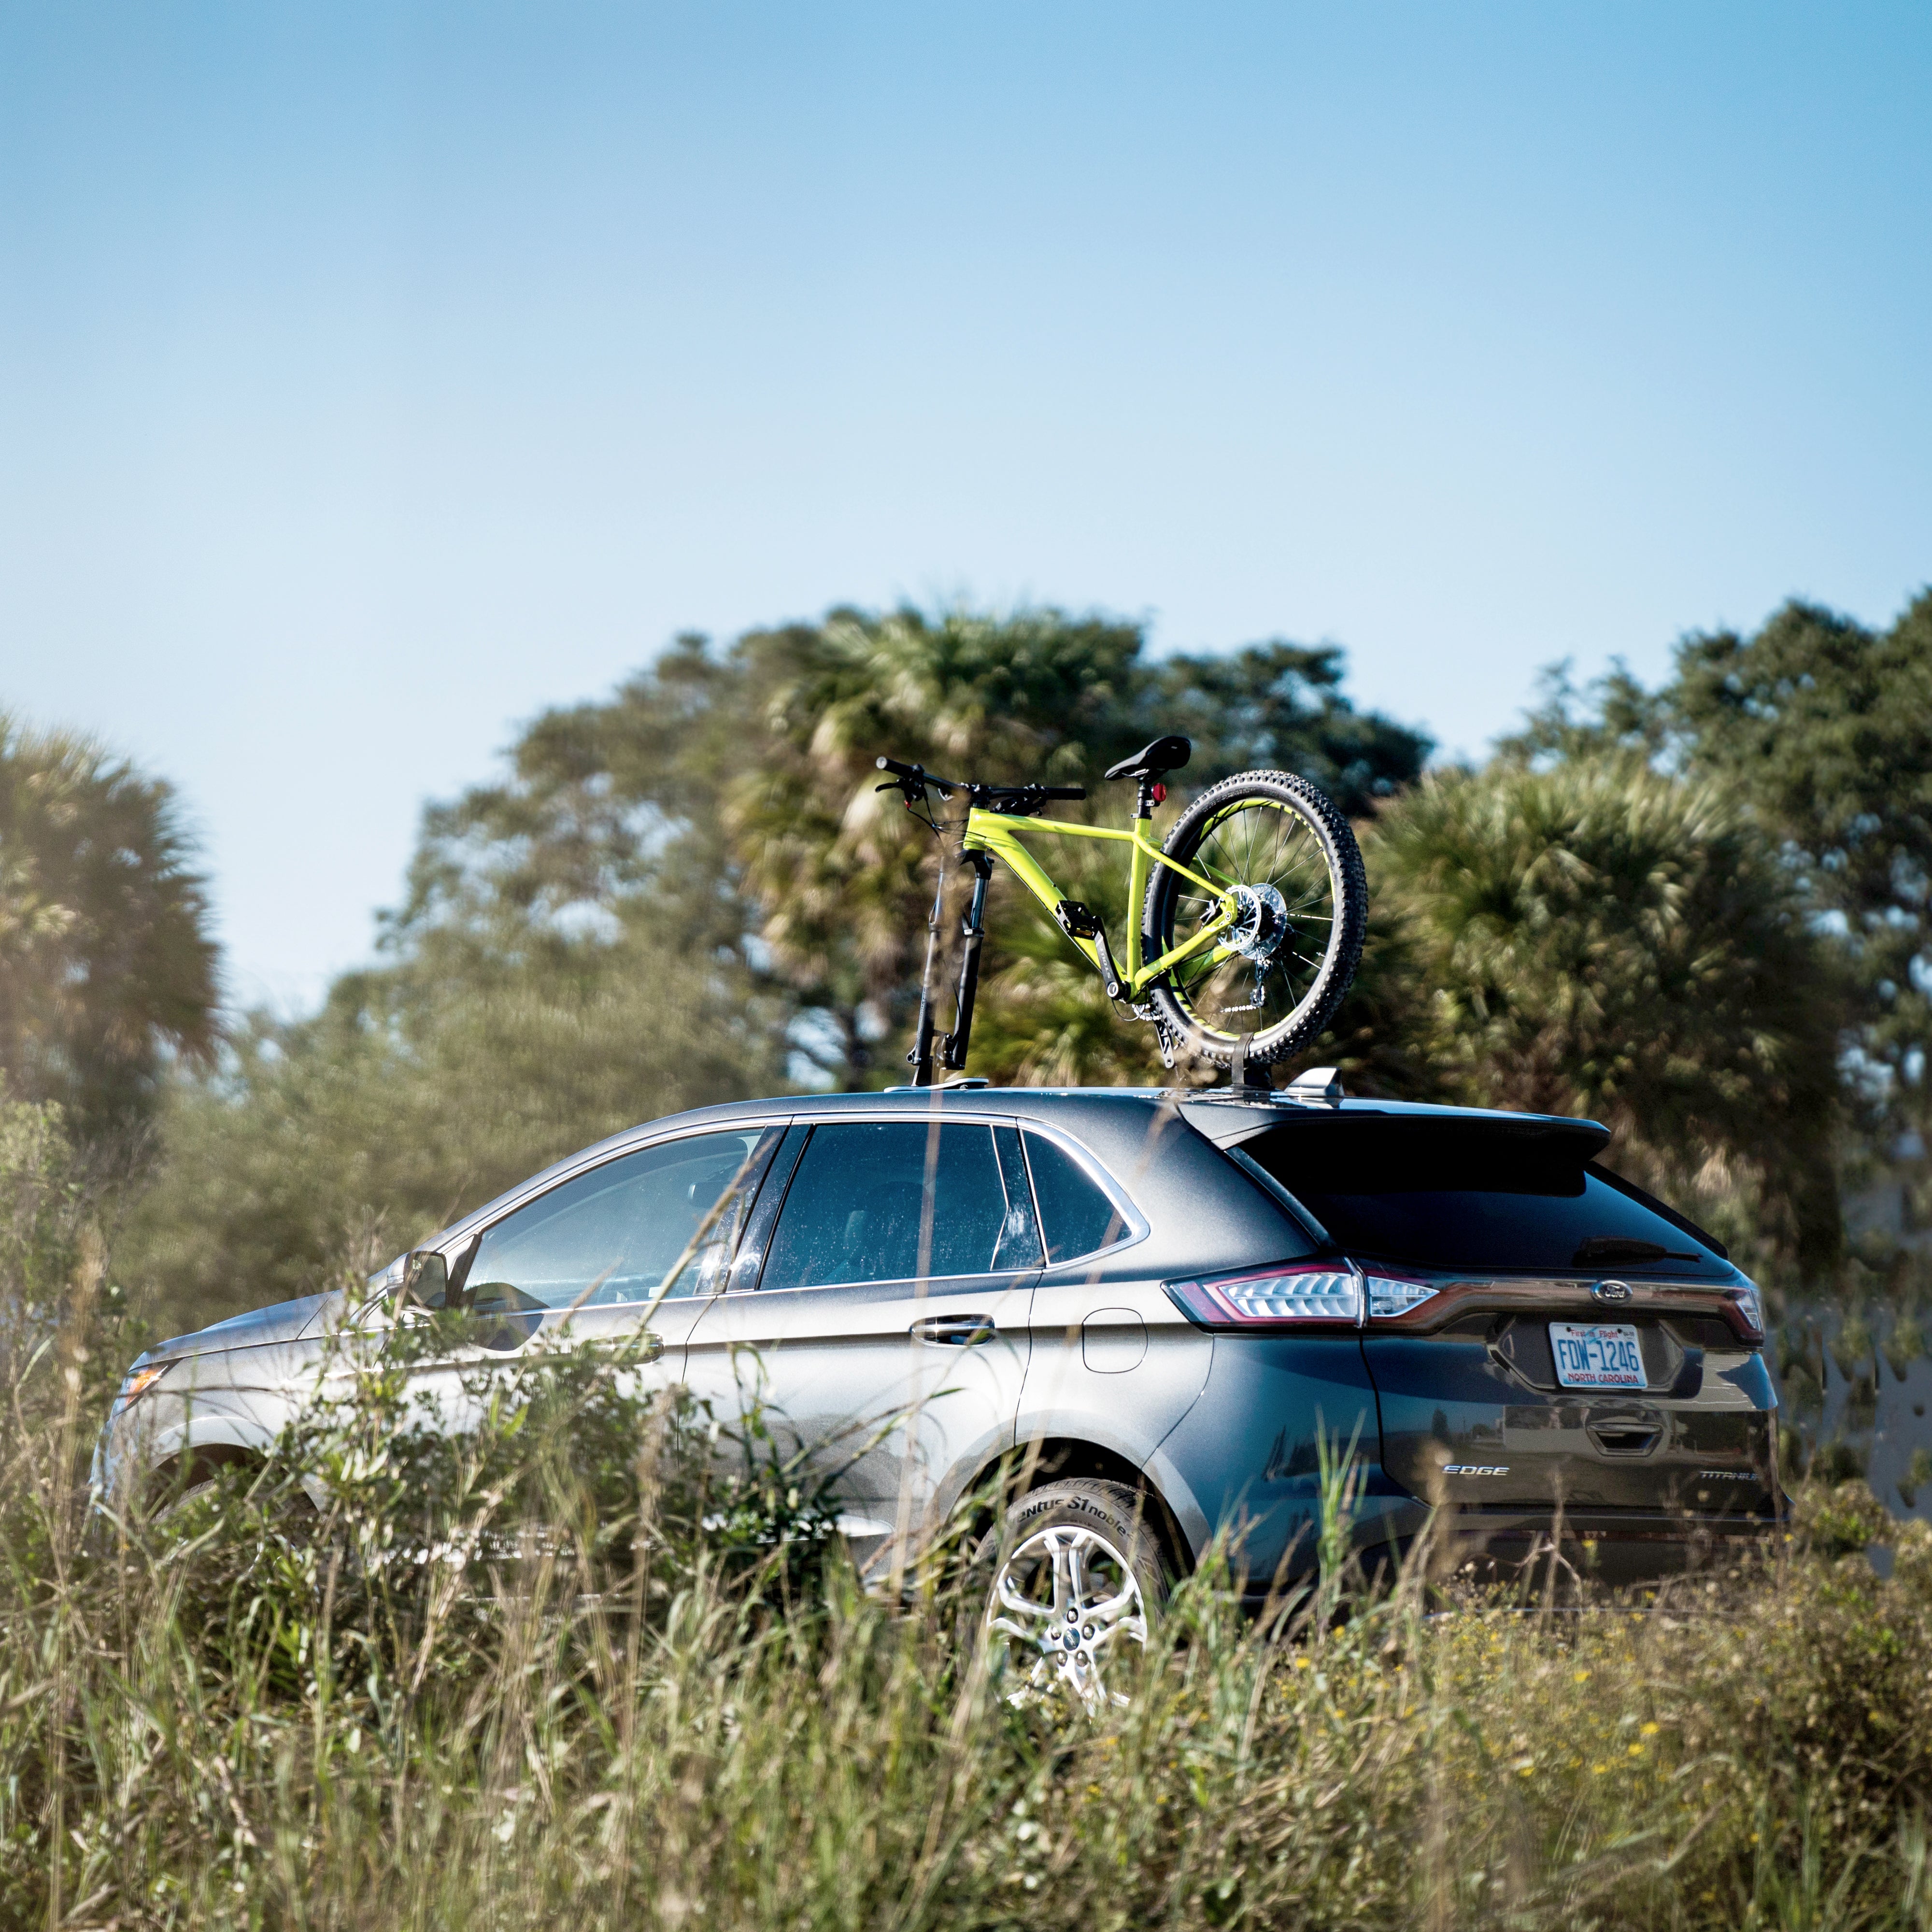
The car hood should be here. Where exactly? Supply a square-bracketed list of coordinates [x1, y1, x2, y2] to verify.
[147, 1292, 334, 1364]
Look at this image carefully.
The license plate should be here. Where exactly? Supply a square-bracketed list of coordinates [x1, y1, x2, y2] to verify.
[1549, 1321, 1645, 1390]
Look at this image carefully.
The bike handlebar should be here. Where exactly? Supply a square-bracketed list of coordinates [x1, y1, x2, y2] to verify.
[875, 757, 1087, 809]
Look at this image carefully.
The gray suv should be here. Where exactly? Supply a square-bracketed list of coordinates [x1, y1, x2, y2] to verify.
[101, 1084, 1780, 1703]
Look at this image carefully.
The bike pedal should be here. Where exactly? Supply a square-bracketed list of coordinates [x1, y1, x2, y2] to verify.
[1053, 898, 1105, 939]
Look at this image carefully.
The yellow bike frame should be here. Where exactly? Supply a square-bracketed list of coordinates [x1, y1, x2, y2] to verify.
[962, 804, 1241, 996]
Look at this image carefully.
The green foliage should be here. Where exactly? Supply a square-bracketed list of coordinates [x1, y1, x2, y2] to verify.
[393, 606, 1427, 1090]
[730, 612, 1424, 1083]
[0, 1089, 78, 1299]
[0, 713, 218, 1151]
[1150, 639, 1433, 812]
[0, 1087, 93, 1362]
[1506, 590, 1932, 1142]
[1366, 756, 1847, 1266]
[1671, 592, 1932, 1130]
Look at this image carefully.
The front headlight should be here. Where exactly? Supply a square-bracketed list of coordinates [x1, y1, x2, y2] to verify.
[1730, 1279, 1765, 1339]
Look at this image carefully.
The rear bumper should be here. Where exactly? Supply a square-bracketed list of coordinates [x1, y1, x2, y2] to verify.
[1292, 1503, 1785, 1599]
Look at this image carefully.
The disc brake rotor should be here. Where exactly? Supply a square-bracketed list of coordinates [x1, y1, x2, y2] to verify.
[1224, 882, 1290, 963]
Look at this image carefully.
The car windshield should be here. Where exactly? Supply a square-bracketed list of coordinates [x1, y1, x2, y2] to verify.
[1238, 1117, 1727, 1274]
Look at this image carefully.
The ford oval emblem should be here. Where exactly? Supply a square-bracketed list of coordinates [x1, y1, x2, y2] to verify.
[1592, 1279, 1634, 1305]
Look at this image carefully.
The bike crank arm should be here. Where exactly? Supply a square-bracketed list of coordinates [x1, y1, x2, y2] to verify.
[1053, 899, 1126, 1000]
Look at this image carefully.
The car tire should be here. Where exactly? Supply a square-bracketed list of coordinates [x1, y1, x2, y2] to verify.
[973, 1478, 1171, 1708]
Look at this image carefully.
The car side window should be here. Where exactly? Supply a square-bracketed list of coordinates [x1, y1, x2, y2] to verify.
[760, 1122, 1042, 1290]
[465, 1129, 772, 1310]
[1023, 1132, 1130, 1264]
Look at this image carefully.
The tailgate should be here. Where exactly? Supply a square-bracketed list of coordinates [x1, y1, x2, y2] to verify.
[1362, 1285, 1777, 1515]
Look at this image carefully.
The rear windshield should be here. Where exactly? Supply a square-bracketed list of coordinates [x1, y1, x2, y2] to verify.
[1239, 1118, 1727, 1274]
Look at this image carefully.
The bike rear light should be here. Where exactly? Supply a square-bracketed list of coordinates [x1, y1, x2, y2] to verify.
[1165, 1263, 1361, 1328]
[1364, 1272, 1438, 1319]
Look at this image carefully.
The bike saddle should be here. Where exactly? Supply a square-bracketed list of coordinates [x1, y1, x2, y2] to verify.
[1103, 735, 1192, 783]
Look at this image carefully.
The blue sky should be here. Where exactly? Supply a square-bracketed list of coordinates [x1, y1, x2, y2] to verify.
[2, 3, 1928, 1011]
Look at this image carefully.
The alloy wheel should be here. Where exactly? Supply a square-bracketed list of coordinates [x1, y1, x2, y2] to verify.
[985, 1521, 1149, 1708]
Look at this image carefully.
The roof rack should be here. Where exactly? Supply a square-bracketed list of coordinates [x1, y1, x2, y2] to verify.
[1282, 1065, 1345, 1104]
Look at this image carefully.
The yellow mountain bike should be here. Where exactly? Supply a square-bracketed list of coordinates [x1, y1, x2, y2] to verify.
[874, 734, 1366, 1084]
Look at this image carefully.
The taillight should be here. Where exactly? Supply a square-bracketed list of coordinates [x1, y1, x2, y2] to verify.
[1165, 1263, 1361, 1329]
[1364, 1271, 1438, 1320]
[1166, 1261, 1449, 1331]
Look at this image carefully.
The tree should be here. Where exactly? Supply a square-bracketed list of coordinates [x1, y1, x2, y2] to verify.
[0, 715, 218, 1151]
[723, 606, 1152, 1082]
[1367, 757, 1845, 1267]
[1669, 593, 1932, 1130]
[1502, 590, 1932, 1137]
[1149, 642, 1431, 813]
[397, 605, 1430, 1089]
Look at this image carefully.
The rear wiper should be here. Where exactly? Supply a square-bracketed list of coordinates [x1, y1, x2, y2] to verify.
[1572, 1235, 1701, 1266]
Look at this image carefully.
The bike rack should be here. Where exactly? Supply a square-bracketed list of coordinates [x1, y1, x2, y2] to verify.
[1226, 1037, 1272, 1093]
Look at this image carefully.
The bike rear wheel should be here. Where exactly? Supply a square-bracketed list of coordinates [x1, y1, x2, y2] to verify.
[1141, 770, 1366, 1067]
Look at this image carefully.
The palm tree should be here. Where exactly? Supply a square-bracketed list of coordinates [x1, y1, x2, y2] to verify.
[1367, 756, 1845, 1267]
[723, 607, 1144, 1084]
[0, 714, 219, 1151]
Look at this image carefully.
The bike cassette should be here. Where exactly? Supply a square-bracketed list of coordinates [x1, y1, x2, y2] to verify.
[1225, 882, 1290, 962]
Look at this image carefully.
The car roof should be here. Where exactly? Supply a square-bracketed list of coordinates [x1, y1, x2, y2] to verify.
[384, 1083, 1609, 1279]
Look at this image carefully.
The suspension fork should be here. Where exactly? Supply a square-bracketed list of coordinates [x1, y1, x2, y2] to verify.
[908, 848, 949, 1087]
[941, 850, 995, 1073]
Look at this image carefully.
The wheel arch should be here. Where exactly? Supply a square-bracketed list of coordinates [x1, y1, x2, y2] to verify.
[955, 1435, 1200, 1580]
[148, 1439, 269, 1506]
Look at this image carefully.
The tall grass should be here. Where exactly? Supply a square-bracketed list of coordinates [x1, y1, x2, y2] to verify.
[0, 1265, 1926, 1932]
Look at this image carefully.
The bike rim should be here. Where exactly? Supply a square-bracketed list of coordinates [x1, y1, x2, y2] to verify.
[1164, 797, 1340, 1043]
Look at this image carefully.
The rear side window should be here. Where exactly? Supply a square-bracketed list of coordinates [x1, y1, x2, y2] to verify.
[1240, 1119, 1727, 1274]
[762, 1122, 1042, 1289]
[1023, 1133, 1131, 1265]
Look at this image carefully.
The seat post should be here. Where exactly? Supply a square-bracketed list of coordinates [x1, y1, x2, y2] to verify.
[1136, 775, 1156, 819]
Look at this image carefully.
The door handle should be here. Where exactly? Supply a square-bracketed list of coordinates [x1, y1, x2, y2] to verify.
[910, 1314, 996, 1347]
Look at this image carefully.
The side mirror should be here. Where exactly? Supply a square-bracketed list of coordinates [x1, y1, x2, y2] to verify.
[400, 1249, 450, 1310]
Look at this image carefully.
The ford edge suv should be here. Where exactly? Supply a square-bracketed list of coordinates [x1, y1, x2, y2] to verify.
[100, 1084, 1781, 1702]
